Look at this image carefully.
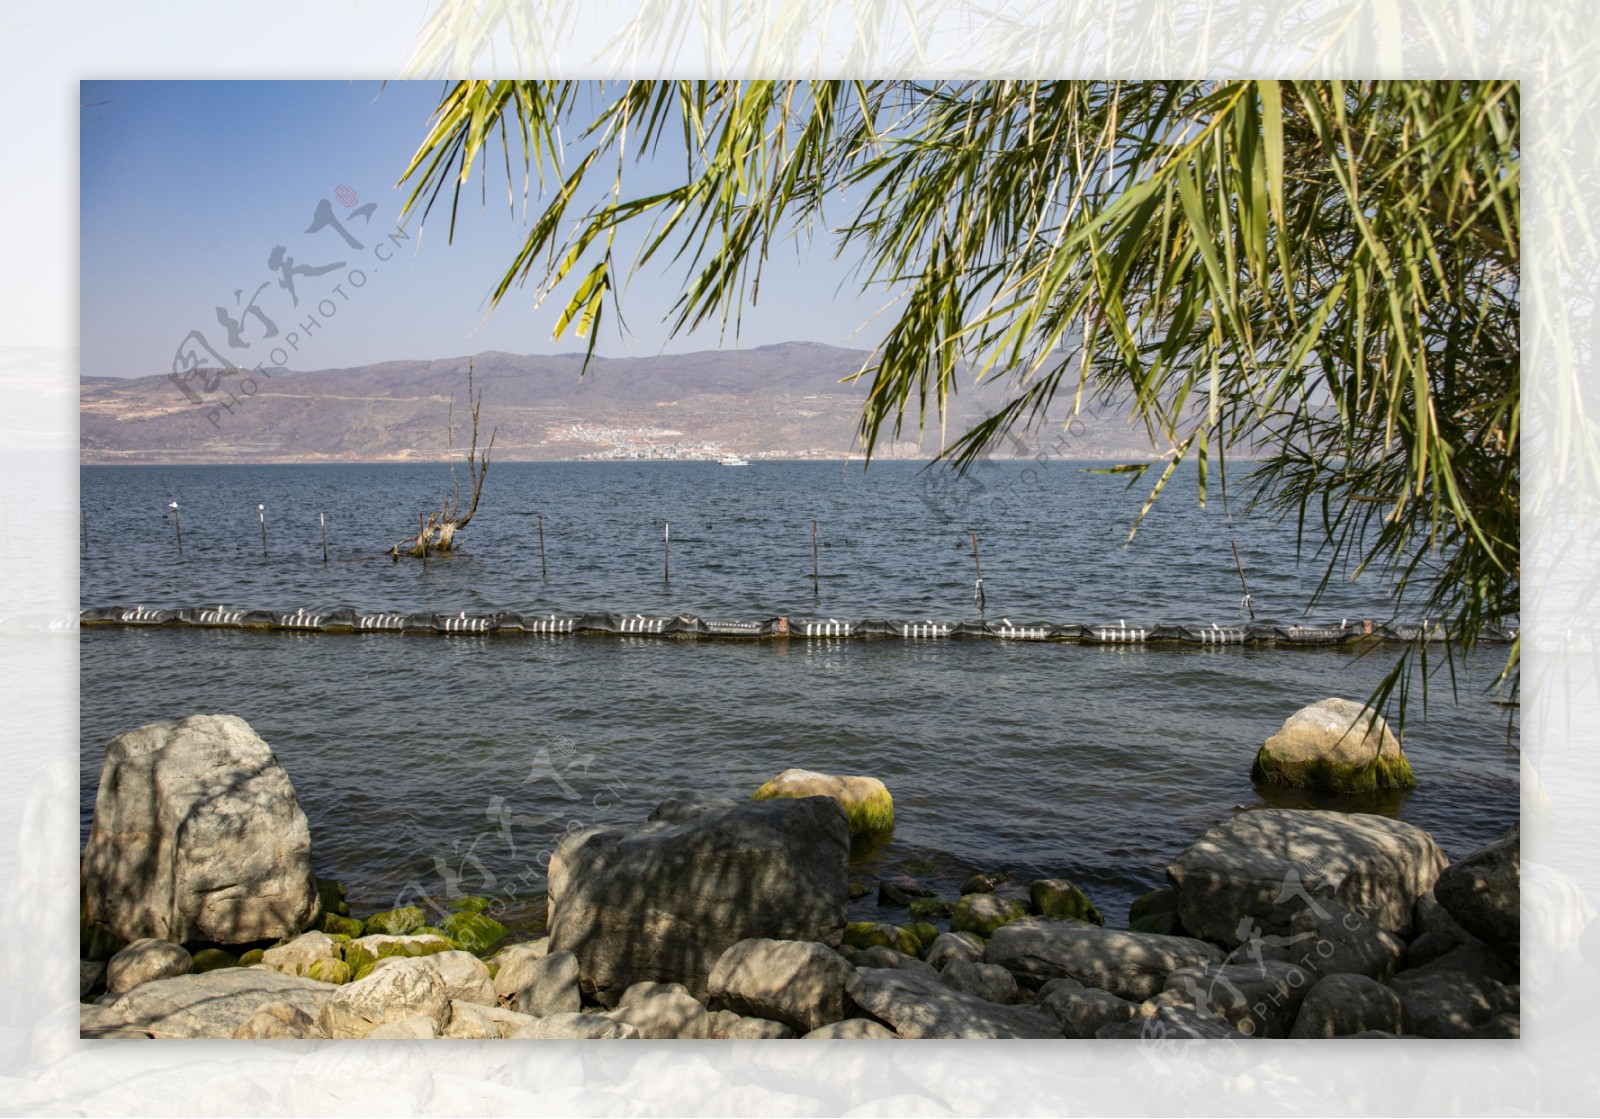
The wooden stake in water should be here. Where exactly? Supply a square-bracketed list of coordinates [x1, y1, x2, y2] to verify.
[1230, 538, 1255, 621]
[258, 503, 267, 556]
[168, 501, 182, 556]
[320, 512, 328, 565]
[971, 531, 986, 613]
[812, 519, 819, 595]
[538, 513, 547, 580]
[419, 513, 428, 569]
[81, 508, 88, 550]
[663, 520, 670, 585]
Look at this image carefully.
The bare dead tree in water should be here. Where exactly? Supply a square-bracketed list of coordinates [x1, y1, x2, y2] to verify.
[392, 362, 495, 559]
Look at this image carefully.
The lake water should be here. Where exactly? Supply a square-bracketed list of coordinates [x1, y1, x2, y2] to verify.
[79, 460, 1518, 930]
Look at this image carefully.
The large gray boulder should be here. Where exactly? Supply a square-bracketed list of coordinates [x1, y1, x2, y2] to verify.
[1167, 809, 1447, 947]
[1433, 826, 1519, 957]
[708, 938, 853, 1032]
[1250, 697, 1416, 793]
[1289, 973, 1403, 1037]
[548, 795, 851, 1005]
[984, 919, 1222, 1001]
[80, 715, 318, 945]
[106, 967, 335, 1039]
[844, 966, 1060, 1039]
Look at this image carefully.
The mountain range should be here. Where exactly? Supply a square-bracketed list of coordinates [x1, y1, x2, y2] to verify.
[80, 342, 1165, 465]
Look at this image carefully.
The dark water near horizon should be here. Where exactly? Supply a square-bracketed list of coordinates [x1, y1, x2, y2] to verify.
[79, 461, 1518, 930]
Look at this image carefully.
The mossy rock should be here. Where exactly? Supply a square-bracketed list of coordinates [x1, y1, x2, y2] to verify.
[442, 911, 509, 956]
[316, 878, 351, 918]
[950, 893, 1028, 938]
[449, 895, 493, 914]
[327, 933, 352, 945]
[1250, 747, 1417, 794]
[1029, 879, 1104, 925]
[960, 871, 1006, 895]
[414, 925, 449, 938]
[751, 768, 894, 837]
[190, 948, 240, 973]
[362, 905, 427, 936]
[848, 880, 872, 900]
[308, 957, 352, 985]
[1251, 698, 1419, 794]
[238, 949, 266, 967]
[317, 912, 364, 938]
[842, 921, 921, 956]
[903, 859, 937, 877]
[342, 933, 459, 981]
[908, 896, 952, 920]
[903, 922, 941, 958]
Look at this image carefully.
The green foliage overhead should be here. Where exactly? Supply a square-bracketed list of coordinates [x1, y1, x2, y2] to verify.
[399, 80, 1519, 709]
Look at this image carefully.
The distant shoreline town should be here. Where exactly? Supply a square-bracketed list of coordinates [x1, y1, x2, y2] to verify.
[80, 343, 1174, 467]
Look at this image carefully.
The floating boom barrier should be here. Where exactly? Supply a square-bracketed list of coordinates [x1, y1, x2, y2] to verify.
[79, 606, 1517, 646]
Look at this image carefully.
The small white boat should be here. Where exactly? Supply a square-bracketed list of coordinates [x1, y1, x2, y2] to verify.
[718, 454, 750, 466]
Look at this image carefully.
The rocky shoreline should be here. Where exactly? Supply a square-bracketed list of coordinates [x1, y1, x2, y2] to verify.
[79, 710, 1519, 1041]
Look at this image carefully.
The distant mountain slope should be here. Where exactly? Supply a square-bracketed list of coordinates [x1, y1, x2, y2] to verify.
[80, 342, 1164, 464]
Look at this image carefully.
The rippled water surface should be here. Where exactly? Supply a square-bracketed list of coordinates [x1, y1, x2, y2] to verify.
[80, 461, 1518, 926]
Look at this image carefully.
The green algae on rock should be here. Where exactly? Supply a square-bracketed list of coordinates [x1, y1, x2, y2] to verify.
[316, 878, 351, 918]
[1030, 879, 1104, 925]
[842, 921, 921, 957]
[751, 769, 894, 837]
[317, 912, 364, 938]
[442, 911, 509, 955]
[341, 933, 460, 981]
[909, 896, 952, 920]
[1251, 697, 1417, 794]
[307, 957, 352, 984]
[951, 893, 1028, 938]
[190, 948, 241, 973]
[362, 905, 427, 937]
[903, 922, 941, 957]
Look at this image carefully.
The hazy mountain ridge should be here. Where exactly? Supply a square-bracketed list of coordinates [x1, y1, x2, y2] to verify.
[80, 342, 1167, 465]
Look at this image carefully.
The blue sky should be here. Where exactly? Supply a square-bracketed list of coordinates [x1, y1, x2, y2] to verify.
[80, 81, 889, 378]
